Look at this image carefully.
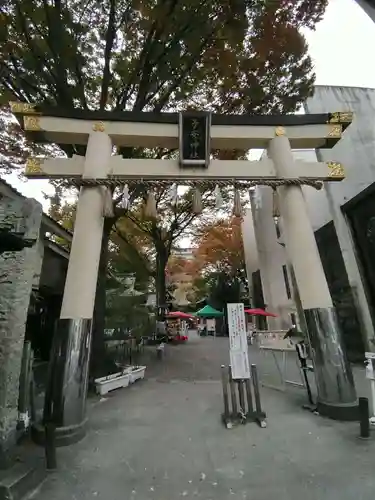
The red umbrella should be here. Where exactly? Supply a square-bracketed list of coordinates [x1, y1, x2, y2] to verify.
[244, 308, 278, 317]
[167, 311, 194, 319]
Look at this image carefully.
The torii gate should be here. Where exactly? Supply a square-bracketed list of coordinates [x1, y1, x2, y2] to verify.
[10, 102, 357, 443]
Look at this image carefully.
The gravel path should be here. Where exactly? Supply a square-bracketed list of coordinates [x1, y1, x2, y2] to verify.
[32, 336, 375, 500]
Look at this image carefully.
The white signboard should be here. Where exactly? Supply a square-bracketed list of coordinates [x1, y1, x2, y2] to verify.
[227, 303, 250, 379]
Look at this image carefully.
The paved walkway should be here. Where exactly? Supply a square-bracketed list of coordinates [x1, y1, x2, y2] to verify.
[32, 337, 375, 500]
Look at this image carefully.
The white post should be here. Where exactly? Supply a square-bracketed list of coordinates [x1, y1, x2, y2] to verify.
[42, 129, 112, 445]
[268, 134, 357, 420]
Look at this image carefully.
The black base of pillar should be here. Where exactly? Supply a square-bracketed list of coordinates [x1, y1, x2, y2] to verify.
[304, 307, 357, 421]
[317, 401, 359, 421]
[42, 318, 92, 447]
[31, 419, 88, 447]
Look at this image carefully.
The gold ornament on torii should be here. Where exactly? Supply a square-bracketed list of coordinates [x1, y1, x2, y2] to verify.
[275, 126, 286, 136]
[328, 124, 342, 138]
[327, 161, 345, 179]
[328, 112, 353, 124]
[92, 122, 105, 132]
[9, 101, 39, 115]
[25, 158, 43, 175]
[23, 116, 41, 131]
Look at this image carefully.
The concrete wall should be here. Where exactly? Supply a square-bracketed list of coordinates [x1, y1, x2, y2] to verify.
[241, 85, 375, 349]
[356, 0, 375, 22]
[304, 86, 375, 217]
[302, 86, 375, 346]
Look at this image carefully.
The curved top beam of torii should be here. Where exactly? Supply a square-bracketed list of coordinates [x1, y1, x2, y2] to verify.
[10, 102, 352, 151]
[10, 101, 353, 186]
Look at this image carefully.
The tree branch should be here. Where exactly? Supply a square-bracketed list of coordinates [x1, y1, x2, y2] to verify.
[114, 224, 152, 275]
[132, 0, 181, 111]
[41, 0, 73, 105]
[125, 212, 153, 236]
[13, 1, 61, 97]
[6, 58, 50, 102]
[116, 14, 159, 110]
[151, 43, 210, 112]
[1, 74, 33, 102]
[99, 0, 117, 110]
[170, 213, 197, 242]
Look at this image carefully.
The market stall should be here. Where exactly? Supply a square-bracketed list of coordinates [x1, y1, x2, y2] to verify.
[166, 311, 194, 342]
[195, 305, 224, 336]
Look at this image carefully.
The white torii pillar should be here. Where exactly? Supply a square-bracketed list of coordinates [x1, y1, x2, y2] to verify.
[40, 129, 112, 445]
[268, 134, 357, 420]
[241, 208, 258, 305]
[250, 186, 295, 330]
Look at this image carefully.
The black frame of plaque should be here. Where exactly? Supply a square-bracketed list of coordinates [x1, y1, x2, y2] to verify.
[178, 111, 211, 168]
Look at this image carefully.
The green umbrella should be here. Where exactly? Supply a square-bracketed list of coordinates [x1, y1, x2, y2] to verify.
[195, 305, 224, 318]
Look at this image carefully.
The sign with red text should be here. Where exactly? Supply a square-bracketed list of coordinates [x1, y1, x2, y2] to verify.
[227, 303, 250, 379]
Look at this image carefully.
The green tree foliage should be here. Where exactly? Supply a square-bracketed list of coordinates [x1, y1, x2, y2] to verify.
[49, 197, 153, 291]
[0, 0, 327, 164]
[0, 0, 328, 372]
[110, 216, 153, 292]
[115, 185, 223, 308]
[187, 216, 250, 324]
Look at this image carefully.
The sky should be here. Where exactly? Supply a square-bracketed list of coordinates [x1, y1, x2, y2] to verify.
[5, 0, 375, 210]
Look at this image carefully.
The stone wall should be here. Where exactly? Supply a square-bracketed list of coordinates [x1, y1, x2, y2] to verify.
[0, 197, 42, 466]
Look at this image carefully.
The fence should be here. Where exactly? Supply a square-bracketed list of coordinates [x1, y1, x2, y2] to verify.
[252, 330, 308, 393]
[104, 337, 145, 368]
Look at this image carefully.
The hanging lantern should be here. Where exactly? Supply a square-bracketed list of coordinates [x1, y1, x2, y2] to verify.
[101, 187, 114, 217]
[167, 183, 178, 206]
[214, 184, 223, 209]
[272, 188, 280, 219]
[232, 188, 242, 217]
[121, 184, 130, 210]
[192, 187, 203, 214]
[144, 191, 157, 219]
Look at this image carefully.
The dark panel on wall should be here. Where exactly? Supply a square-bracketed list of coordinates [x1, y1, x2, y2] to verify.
[361, 0, 375, 9]
[39, 248, 68, 294]
[251, 270, 267, 330]
[282, 265, 291, 299]
[346, 189, 375, 337]
[252, 270, 265, 309]
[315, 221, 365, 362]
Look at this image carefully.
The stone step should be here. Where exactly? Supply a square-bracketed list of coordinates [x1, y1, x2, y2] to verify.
[0, 458, 46, 500]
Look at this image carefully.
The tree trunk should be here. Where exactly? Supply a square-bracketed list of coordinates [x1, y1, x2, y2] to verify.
[155, 249, 168, 319]
[90, 217, 116, 380]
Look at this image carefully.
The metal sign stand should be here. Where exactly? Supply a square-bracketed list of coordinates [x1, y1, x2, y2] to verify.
[221, 364, 266, 429]
[295, 341, 317, 412]
[222, 303, 266, 428]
